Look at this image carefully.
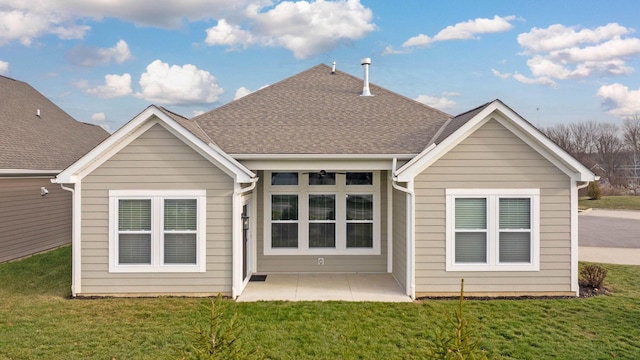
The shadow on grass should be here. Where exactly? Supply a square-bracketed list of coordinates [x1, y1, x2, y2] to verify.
[0, 245, 72, 298]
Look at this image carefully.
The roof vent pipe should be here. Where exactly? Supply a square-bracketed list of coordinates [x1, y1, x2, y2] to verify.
[36, 109, 41, 117]
[331, 61, 336, 74]
[361, 58, 372, 96]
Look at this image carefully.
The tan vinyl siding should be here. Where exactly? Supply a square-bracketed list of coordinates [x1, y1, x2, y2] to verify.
[0, 177, 71, 263]
[414, 119, 572, 295]
[256, 172, 388, 273]
[392, 186, 407, 290]
[80, 123, 234, 295]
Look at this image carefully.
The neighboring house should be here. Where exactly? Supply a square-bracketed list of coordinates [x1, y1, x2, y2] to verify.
[54, 62, 596, 299]
[0, 75, 109, 263]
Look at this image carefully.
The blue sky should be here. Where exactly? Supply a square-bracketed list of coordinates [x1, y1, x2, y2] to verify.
[1, 0, 639, 132]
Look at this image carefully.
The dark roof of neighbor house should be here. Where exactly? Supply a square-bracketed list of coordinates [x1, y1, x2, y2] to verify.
[191, 64, 452, 155]
[0, 75, 109, 171]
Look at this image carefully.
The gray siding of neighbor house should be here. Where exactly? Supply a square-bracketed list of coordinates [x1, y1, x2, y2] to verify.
[79, 123, 235, 295]
[256, 171, 388, 273]
[0, 177, 71, 263]
[414, 119, 572, 296]
[391, 187, 407, 290]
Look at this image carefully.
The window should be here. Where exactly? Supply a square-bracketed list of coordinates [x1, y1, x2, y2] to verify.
[109, 190, 206, 272]
[446, 189, 539, 271]
[264, 171, 379, 255]
[271, 194, 298, 248]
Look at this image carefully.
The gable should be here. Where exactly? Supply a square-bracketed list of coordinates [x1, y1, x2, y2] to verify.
[395, 100, 596, 182]
[426, 119, 569, 183]
[54, 106, 255, 184]
[84, 123, 234, 186]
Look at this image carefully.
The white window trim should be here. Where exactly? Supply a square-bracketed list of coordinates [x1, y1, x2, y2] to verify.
[109, 190, 206, 273]
[445, 188, 540, 272]
[264, 171, 380, 255]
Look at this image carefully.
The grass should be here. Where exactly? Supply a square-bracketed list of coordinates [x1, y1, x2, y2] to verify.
[579, 195, 640, 210]
[2, 247, 640, 359]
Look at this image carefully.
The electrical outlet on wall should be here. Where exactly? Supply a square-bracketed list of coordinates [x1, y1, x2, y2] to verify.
[317, 257, 324, 265]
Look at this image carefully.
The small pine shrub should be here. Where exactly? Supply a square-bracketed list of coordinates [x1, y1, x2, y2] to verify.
[580, 264, 608, 289]
[182, 294, 261, 360]
[587, 181, 602, 200]
[426, 279, 491, 360]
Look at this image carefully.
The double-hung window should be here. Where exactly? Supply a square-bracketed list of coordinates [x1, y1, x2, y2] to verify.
[265, 171, 379, 255]
[109, 190, 206, 273]
[445, 189, 539, 271]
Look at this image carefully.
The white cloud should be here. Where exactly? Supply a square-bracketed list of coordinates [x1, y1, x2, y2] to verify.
[67, 40, 132, 67]
[0, 60, 8, 74]
[512, 73, 557, 88]
[136, 60, 224, 105]
[234, 86, 252, 100]
[0, 0, 262, 45]
[516, 23, 640, 81]
[86, 73, 133, 98]
[0, 8, 90, 45]
[403, 15, 515, 48]
[233, 84, 269, 100]
[206, 0, 376, 59]
[415, 94, 456, 111]
[596, 83, 640, 118]
[517, 23, 631, 53]
[91, 112, 105, 121]
[205, 19, 254, 48]
[492, 68, 557, 88]
[381, 45, 408, 56]
[1, 1, 375, 58]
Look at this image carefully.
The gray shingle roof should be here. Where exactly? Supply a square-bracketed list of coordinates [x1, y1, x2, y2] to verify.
[431, 101, 493, 145]
[0, 75, 109, 171]
[191, 64, 452, 155]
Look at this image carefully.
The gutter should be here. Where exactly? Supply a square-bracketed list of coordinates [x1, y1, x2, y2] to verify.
[391, 158, 416, 300]
[231, 176, 259, 299]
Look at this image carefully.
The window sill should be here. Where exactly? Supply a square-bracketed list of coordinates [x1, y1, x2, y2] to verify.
[109, 264, 206, 273]
[446, 263, 540, 272]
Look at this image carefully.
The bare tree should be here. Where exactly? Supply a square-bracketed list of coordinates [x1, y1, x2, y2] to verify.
[623, 114, 640, 188]
[569, 122, 598, 166]
[542, 124, 575, 156]
[595, 123, 626, 185]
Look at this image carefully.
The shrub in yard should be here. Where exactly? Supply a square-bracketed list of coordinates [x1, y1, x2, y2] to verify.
[587, 181, 602, 200]
[425, 279, 492, 360]
[182, 294, 261, 360]
[580, 264, 608, 289]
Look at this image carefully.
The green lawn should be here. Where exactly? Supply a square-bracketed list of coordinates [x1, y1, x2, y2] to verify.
[2, 247, 640, 359]
[579, 195, 640, 210]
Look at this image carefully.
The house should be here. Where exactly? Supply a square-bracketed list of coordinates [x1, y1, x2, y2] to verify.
[53, 61, 596, 299]
[0, 75, 109, 263]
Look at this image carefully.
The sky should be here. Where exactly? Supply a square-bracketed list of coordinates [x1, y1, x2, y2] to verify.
[1, 0, 639, 132]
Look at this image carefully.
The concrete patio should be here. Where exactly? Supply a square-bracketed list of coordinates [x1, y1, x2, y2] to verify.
[236, 273, 412, 302]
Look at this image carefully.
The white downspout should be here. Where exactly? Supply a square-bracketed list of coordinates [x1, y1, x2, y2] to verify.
[391, 158, 415, 300]
[57, 182, 80, 297]
[572, 179, 592, 296]
[231, 177, 258, 299]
